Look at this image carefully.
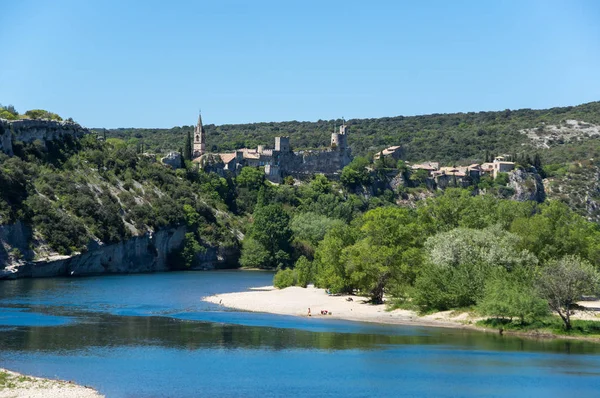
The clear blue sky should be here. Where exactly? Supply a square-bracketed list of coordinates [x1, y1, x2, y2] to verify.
[1, 0, 599, 128]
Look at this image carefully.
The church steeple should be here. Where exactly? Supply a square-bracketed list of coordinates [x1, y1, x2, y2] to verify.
[193, 110, 206, 158]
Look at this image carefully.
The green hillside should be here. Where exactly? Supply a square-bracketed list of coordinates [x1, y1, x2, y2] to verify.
[100, 101, 600, 164]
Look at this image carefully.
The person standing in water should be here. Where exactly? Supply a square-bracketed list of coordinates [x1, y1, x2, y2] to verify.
[307, 308, 311, 317]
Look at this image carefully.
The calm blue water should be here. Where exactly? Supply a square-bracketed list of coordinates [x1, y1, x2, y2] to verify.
[1, 271, 600, 397]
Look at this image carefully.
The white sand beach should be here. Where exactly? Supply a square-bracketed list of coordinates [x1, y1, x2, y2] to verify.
[0, 368, 103, 398]
[204, 285, 600, 330]
[204, 285, 480, 328]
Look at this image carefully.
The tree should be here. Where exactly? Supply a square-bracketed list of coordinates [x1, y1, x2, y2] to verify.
[184, 131, 192, 160]
[533, 152, 543, 173]
[295, 256, 312, 288]
[180, 232, 202, 268]
[239, 237, 270, 268]
[236, 167, 265, 191]
[478, 267, 548, 324]
[414, 226, 538, 310]
[179, 147, 185, 168]
[536, 255, 600, 330]
[314, 223, 357, 294]
[354, 207, 424, 302]
[249, 204, 292, 267]
[344, 240, 396, 303]
[409, 169, 429, 187]
[273, 268, 297, 289]
[511, 201, 600, 264]
[310, 174, 332, 195]
[290, 212, 345, 247]
[24, 109, 62, 121]
[340, 157, 371, 189]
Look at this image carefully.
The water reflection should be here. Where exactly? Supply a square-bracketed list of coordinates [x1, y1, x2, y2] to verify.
[1, 272, 600, 397]
[1, 310, 599, 356]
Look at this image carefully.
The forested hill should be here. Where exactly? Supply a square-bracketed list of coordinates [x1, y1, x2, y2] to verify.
[101, 101, 600, 163]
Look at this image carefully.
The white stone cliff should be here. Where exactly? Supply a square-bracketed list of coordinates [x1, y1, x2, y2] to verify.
[0, 118, 89, 155]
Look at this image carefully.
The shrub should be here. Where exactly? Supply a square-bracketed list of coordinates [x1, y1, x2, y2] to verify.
[295, 256, 312, 288]
[273, 268, 297, 289]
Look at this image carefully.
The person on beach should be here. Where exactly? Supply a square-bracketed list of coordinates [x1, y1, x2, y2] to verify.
[308, 308, 311, 317]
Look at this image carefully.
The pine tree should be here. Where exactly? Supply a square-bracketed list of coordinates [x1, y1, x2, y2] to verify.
[179, 147, 185, 169]
[184, 131, 192, 160]
[533, 153, 542, 170]
[533, 153, 545, 177]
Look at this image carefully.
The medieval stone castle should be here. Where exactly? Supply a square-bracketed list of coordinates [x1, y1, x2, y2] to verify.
[191, 113, 352, 182]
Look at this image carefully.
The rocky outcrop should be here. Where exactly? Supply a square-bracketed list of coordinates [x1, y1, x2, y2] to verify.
[0, 118, 90, 156]
[190, 245, 240, 271]
[545, 162, 600, 223]
[508, 169, 545, 202]
[0, 221, 33, 270]
[0, 226, 187, 279]
[161, 151, 183, 169]
[0, 122, 11, 155]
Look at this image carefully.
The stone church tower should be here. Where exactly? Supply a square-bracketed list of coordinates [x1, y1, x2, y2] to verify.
[193, 111, 206, 158]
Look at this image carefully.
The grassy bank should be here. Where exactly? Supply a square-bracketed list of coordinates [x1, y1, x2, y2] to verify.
[477, 317, 600, 339]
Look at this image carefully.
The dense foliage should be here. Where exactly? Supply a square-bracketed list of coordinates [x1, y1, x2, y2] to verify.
[100, 101, 600, 164]
[271, 187, 600, 330]
[0, 133, 239, 262]
[0, 104, 65, 121]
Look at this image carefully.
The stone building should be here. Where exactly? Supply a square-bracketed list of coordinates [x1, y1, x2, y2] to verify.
[491, 156, 515, 178]
[374, 145, 404, 161]
[192, 115, 352, 182]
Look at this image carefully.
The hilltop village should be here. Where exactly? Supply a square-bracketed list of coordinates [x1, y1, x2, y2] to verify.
[166, 113, 516, 187]
[187, 113, 352, 182]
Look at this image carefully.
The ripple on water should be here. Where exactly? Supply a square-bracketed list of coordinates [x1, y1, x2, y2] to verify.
[0, 307, 73, 327]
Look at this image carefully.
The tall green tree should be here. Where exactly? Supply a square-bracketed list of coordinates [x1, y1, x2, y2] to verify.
[248, 204, 292, 268]
[184, 131, 192, 160]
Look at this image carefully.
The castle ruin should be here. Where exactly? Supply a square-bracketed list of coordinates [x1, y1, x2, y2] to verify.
[192, 114, 352, 182]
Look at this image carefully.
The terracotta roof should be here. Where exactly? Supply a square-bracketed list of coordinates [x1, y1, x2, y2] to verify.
[220, 153, 237, 163]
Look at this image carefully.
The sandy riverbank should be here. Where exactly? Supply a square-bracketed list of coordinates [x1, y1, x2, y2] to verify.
[203, 285, 600, 335]
[204, 285, 480, 329]
[0, 368, 102, 398]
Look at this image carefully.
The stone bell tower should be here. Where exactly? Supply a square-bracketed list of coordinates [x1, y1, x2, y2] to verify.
[193, 111, 206, 158]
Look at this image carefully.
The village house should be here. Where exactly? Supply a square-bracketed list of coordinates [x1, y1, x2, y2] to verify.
[409, 161, 440, 176]
[491, 155, 515, 178]
[374, 145, 404, 161]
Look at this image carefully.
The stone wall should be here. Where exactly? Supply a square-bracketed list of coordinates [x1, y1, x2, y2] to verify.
[0, 118, 90, 156]
[280, 148, 351, 176]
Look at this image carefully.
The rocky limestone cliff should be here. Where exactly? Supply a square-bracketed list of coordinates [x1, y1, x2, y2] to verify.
[0, 221, 33, 268]
[545, 161, 600, 223]
[0, 118, 89, 156]
[508, 169, 546, 202]
[0, 225, 187, 279]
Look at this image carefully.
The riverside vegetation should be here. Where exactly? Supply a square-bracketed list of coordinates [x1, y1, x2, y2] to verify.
[2, 102, 600, 336]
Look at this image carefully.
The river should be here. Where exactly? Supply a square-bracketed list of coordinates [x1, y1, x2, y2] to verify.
[1, 271, 599, 397]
